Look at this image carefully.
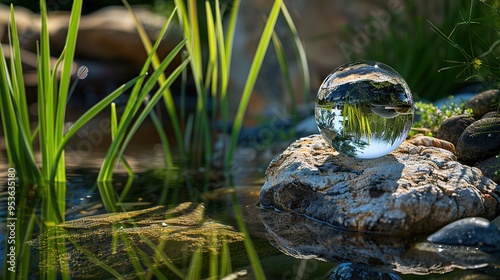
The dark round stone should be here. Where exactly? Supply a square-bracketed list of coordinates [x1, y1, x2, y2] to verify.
[427, 217, 500, 248]
[327, 263, 401, 280]
[435, 114, 475, 146]
[456, 117, 500, 164]
[482, 111, 500, 119]
[466, 89, 500, 119]
[492, 216, 500, 231]
[474, 156, 500, 184]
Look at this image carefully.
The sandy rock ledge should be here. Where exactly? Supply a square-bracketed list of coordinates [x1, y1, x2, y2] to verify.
[259, 134, 500, 235]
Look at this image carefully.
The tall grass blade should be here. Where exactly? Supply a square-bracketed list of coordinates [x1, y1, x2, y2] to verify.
[38, 0, 53, 184]
[280, 3, 310, 104]
[0, 42, 40, 183]
[115, 59, 190, 167]
[174, 0, 215, 169]
[97, 40, 187, 182]
[187, 246, 203, 280]
[220, 236, 232, 276]
[215, 0, 240, 156]
[8, 5, 30, 142]
[271, 32, 296, 110]
[53, 0, 82, 183]
[121, 0, 184, 163]
[49, 75, 146, 184]
[225, 0, 284, 168]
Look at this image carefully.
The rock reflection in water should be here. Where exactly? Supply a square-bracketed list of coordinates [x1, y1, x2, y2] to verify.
[258, 208, 500, 276]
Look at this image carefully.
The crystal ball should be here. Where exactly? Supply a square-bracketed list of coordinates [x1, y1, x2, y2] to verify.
[315, 61, 414, 158]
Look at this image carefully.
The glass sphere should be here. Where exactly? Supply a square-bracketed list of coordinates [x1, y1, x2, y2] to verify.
[315, 61, 414, 158]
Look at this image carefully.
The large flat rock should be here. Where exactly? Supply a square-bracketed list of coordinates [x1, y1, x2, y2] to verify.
[259, 135, 500, 235]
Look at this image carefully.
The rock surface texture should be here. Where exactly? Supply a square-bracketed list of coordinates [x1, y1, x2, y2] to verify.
[260, 135, 500, 235]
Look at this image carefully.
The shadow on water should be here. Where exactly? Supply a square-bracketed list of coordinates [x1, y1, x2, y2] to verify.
[1, 151, 500, 279]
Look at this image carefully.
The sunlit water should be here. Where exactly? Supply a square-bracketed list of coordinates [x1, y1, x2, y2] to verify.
[1, 138, 500, 279]
[315, 61, 414, 158]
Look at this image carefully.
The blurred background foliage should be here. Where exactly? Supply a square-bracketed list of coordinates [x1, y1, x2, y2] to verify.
[1, 0, 156, 14]
[2, 0, 498, 104]
[348, 0, 500, 101]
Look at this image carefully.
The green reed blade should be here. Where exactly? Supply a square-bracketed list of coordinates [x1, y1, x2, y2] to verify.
[272, 32, 296, 110]
[53, 0, 81, 183]
[110, 101, 136, 181]
[121, 0, 186, 162]
[220, 236, 232, 276]
[225, 0, 283, 168]
[230, 187, 266, 279]
[174, 0, 208, 168]
[119, 233, 146, 280]
[62, 230, 126, 279]
[115, 59, 190, 166]
[214, 0, 233, 132]
[280, 3, 310, 104]
[222, 0, 240, 74]
[38, 0, 53, 183]
[121, 0, 171, 85]
[204, 1, 217, 93]
[187, 245, 203, 280]
[8, 5, 30, 139]
[149, 109, 174, 167]
[97, 40, 187, 182]
[143, 237, 185, 278]
[0, 46, 39, 183]
[49, 75, 146, 184]
[117, 4, 176, 129]
[98, 181, 119, 213]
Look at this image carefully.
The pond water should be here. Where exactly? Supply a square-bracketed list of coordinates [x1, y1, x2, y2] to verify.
[1, 137, 500, 279]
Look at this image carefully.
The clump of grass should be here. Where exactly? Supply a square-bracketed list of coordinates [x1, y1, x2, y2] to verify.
[2, 0, 308, 278]
[142, 0, 310, 173]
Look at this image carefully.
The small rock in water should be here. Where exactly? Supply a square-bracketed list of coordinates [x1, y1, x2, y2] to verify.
[427, 217, 500, 248]
[326, 263, 401, 280]
[315, 61, 414, 159]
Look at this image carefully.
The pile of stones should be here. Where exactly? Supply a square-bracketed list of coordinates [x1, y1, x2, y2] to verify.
[436, 89, 500, 183]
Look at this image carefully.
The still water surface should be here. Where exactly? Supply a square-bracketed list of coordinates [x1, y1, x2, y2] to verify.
[1, 145, 500, 279]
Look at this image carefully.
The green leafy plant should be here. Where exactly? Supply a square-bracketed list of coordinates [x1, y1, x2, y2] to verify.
[412, 97, 473, 136]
